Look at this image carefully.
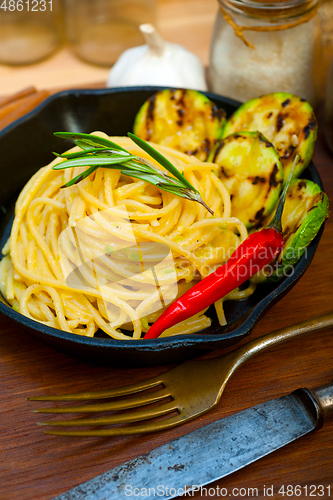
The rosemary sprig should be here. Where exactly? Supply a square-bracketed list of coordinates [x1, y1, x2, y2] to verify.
[52, 132, 214, 215]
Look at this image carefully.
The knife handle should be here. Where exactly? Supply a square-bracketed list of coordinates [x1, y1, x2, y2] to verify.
[312, 381, 333, 421]
[292, 382, 333, 432]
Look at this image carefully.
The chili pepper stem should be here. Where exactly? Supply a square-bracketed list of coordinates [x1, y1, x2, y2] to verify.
[268, 154, 300, 233]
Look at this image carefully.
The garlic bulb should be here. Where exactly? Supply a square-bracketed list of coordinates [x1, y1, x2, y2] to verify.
[106, 24, 208, 91]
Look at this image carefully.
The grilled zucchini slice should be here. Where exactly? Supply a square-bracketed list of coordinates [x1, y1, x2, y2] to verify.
[253, 178, 329, 283]
[133, 88, 226, 161]
[209, 131, 283, 228]
[222, 92, 317, 182]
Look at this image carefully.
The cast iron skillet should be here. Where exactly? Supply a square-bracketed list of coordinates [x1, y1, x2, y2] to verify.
[0, 87, 325, 367]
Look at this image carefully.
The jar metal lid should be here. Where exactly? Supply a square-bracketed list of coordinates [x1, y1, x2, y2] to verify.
[218, 0, 319, 19]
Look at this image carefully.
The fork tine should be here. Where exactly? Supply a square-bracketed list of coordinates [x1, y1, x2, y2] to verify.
[37, 401, 178, 427]
[28, 374, 163, 401]
[31, 387, 170, 414]
[42, 414, 186, 437]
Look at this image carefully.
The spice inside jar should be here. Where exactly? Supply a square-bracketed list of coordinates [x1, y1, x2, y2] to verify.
[209, 0, 322, 106]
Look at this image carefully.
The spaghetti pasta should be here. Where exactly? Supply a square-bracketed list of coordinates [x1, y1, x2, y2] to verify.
[0, 133, 252, 339]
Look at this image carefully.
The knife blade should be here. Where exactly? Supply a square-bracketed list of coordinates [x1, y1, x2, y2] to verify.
[54, 382, 333, 500]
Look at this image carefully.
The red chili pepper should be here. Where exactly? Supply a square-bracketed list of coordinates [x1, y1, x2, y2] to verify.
[144, 155, 299, 340]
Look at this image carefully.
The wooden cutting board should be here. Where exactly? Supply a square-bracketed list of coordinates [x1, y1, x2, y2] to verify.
[0, 89, 332, 500]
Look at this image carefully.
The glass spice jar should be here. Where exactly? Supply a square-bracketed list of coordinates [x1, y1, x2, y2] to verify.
[209, 0, 323, 106]
[63, 0, 157, 67]
[0, 0, 62, 65]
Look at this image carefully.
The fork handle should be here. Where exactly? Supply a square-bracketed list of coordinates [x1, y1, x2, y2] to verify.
[227, 311, 333, 371]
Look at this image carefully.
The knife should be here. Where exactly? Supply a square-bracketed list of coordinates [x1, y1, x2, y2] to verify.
[54, 381, 333, 500]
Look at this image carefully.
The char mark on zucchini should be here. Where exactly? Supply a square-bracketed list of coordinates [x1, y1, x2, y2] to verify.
[269, 163, 280, 188]
[146, 94, 156, 131]
[255, 208, 265, 221]
[303, 119, 316, 139]
[276, 113, 284, 132]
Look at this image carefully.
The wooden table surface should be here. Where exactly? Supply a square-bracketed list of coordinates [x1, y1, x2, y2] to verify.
[1, 1, 333, 499]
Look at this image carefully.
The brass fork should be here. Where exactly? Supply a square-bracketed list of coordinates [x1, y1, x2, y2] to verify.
[29, 311, 333, 437]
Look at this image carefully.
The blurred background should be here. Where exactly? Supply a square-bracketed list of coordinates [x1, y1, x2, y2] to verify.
[0, 0, 332, 113]
[0, 0, 218, 94]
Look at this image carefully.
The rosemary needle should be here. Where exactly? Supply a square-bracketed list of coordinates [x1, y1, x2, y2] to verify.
[52, 132, 214, 215]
